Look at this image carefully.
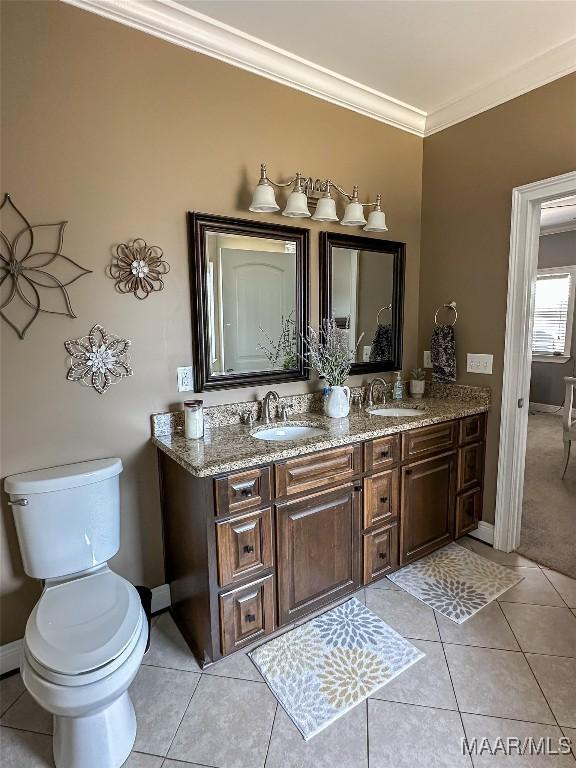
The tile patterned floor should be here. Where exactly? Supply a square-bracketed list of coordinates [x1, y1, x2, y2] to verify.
[1, 539, 575, 767]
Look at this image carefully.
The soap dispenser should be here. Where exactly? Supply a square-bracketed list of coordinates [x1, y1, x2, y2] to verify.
[392, 371, 404, 401]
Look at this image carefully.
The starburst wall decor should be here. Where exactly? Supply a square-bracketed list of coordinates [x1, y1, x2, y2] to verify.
[65, 323, 133, 394]
[107, 238, 169, 299]
[0, 194, 92, 339]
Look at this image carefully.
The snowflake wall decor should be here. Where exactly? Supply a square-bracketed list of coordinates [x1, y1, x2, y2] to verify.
[65, 323, 133, 394]
[0, 194, 92, 339]
[107, 238, 170, 299]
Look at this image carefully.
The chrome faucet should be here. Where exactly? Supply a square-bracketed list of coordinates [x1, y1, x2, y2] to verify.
[261, 391, 280, 423]
[366, 378, 388, 408]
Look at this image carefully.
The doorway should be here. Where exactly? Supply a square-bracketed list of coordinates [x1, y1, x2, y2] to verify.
[494, 171, 576, 563]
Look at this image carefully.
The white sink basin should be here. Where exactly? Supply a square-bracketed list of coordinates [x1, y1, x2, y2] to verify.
[251, 423, 328, 442]
[367, 407, 425, 417]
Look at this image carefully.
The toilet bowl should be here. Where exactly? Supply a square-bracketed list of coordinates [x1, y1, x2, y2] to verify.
[5, 459, 147, 768]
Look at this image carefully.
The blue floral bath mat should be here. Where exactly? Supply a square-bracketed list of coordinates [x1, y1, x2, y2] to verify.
[249, 597, 424, 740]
[387, 541, 523, 623]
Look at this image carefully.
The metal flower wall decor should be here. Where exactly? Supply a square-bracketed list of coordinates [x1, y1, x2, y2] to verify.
[0, 194, 92, 339]
[65, 323, 133, 394]
[107, 238, 169, 299]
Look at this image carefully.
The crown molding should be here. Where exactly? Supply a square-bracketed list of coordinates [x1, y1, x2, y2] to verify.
[425, 38, 576, 136]
[61, 0, 427, 136]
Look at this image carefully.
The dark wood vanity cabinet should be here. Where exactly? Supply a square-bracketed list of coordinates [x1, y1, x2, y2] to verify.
[158, 411, 486, 668]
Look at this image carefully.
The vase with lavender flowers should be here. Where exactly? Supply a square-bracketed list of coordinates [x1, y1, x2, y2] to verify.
[304, 319, 364, 418]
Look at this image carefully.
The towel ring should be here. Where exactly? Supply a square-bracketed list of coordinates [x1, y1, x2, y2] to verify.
[434, 302, 458, 327]
[376, 304, 392, 325]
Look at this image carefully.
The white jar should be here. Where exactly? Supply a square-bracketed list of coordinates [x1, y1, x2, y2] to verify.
[184, 400, 204, 439]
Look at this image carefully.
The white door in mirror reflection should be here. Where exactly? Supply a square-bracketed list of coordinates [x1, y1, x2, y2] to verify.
[220, 249, 295, 373]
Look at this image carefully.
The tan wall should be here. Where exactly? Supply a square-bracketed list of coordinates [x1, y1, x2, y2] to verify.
[0, 1, 423, 643]
[419, 74, 576, 524]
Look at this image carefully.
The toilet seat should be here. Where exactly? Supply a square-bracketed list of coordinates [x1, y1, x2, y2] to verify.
[26, 569, 142, 678]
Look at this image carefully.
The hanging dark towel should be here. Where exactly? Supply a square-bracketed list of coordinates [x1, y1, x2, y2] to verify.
[431, 324, 457, 381]
[370, 323, 393, 361]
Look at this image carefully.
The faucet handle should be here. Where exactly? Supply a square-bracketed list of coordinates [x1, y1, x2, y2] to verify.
[279, 404, 289, 421]
[242, 410, 256, 426]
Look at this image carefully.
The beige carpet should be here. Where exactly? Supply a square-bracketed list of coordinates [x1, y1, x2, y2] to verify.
[517, 413, 576, 578]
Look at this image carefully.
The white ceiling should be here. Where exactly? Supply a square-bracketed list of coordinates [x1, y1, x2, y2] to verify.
[182, 1, 576, 113]
[541, 196, 576, 232]
[64, 0, 576, 135]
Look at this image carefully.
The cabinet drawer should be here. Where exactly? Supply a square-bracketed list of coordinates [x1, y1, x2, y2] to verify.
[459, 413, 486, 446]
[363, 468, 399, 529]
[219, 575, 275, 655]
[402, 421, 457, 462]
[363, 524, 399, 585]
[216, 507, 273, 587]
[214, 467, 271, 517]
[364, 435, 400, 472]
[456, 487, 481, 538]
[275, 444, 361, 497]
[457, 442, 484, 492]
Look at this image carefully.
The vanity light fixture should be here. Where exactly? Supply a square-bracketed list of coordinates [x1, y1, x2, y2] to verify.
[249, 164, 388, 232]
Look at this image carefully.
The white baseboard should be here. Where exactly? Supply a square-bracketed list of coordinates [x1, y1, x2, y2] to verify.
[529, 402, 563, 414]
[468, 521, 495, 546]
[0, 584, 172, 676]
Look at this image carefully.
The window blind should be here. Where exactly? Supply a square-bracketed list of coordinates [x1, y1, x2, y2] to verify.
[532, 270, 573, 355]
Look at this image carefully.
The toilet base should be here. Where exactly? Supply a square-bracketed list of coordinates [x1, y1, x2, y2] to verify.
[53, 690, 136, 768]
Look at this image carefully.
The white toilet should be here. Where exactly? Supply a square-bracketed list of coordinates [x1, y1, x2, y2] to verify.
[5, 458, 148, 768]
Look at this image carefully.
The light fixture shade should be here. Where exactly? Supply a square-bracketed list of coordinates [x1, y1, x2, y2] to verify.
[364, 209, 388, 232]
[249, 183, 279, 213]
[312, 196, 338, 222]
[341, 201, 366, 226]
[282, 191, 311, 218]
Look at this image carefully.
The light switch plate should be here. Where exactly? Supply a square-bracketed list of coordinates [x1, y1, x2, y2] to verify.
[423, 351, 432, 368]
[466, 353, 493, 375]
[176, 366, 194, 392]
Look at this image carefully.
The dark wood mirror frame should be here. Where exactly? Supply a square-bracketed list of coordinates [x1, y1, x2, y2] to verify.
[319, 231, 406, 376]
[188, 212, 310, 392]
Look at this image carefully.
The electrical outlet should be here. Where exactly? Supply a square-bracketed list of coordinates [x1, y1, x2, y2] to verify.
[466, 353, 493, 375]
[176, 366, 194, 392]
[423, 350, 432, 368]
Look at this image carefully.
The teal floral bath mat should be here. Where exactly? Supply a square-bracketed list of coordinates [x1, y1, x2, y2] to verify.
[387, 541, 523, 623]
[249, 597, 424, 740]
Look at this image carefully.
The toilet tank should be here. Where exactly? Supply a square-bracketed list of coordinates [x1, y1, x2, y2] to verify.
[4, 458, 123, 579]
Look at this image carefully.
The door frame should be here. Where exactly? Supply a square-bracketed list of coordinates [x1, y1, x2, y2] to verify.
[494, 170, 576, 552]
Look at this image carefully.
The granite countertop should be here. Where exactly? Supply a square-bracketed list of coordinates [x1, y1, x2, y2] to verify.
[152, 396, 489, 478]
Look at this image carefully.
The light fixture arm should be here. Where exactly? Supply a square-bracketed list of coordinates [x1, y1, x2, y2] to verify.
[258, 164, 381, 204]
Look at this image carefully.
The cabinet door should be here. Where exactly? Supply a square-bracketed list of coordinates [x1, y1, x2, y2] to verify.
[457, 442, 484, 492]
[363, 524, 399, 585]
[401, 452, 456, 565]
[276, 483, 361, 624]
[456, 487, 481, 538]
[363, 468, 399, 529]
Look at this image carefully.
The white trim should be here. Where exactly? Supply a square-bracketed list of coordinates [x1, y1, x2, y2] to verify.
[425, 38, 576, 135]
[532, 355, 571, 364]
[0, 639, 23, 676]
[494, 171, 576, 553]
[60, 0, 576, 138]
[532, 265, 576, 358]
[0, 584, 172, 675]
[61, 0, 426, 136]
[467, 521, 495, 546]
[151, 583, 171, 613]
[529, 402, 564, 413]
[540, 223, 576, 237]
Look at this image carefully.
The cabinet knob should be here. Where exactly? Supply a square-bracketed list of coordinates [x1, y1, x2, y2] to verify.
[239, 487, 253, 497]
[244, 613, 256, 623]
[380, 449, 390, 458]
[379, 496, 388, 504]
[405, 469, 413, 476]
[378, 552, 386, 560]
[354, 482, 362, 492]
[243, 544, 255, 553]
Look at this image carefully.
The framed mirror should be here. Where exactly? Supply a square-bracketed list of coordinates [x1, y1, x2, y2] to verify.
[188, 212, 309, 391]
[319, 232, 405, 375]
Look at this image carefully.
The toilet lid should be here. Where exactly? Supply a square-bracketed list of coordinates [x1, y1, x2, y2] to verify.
[26, 570, 142, 675]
